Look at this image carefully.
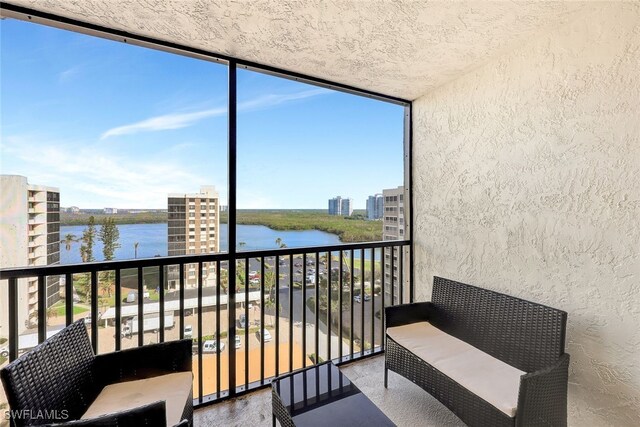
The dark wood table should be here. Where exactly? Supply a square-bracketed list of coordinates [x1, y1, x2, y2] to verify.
[272, 361, 395, 427]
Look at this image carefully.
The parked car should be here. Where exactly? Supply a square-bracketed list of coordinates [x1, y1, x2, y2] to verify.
[239, 313, 247, 329]
[306, 259, 315, 266]
[202, 340, 225, 353]
[354, 295, 362, 303]
[0, 347, 8, 358]
[364, 294, 371, 301]
[256, 329, 272, 342]
[235, 335, 241, 349]
[294, 262, 302, 267]
[184, 325, 193, 339]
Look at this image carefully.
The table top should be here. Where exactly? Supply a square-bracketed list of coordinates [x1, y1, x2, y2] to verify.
[272, 362, 395, 427]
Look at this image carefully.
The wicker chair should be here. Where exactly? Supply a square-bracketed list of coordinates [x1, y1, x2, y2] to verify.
[1, 320, 193, 427]
[385, 277, 569, 427]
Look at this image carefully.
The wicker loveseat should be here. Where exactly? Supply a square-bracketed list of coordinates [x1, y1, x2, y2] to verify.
[385, 277, 569, 427]
[1, 320, 193, 427]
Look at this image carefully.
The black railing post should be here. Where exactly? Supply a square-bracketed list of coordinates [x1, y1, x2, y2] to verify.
[349, 250, 354, 359]
[37, 275, 46, 344]
[245, 258, 249, 389]
[179, 263, 185, 340]
[91, 270, 98, 353]
[65, 272, 73, 326]
[289, 254, 293, 372]
[115, 269, 121, 350]
[227, 59, 238, 397]
[8, 277, 18, 361]
[275, 256, 280, 377]
[198, 261, 204, 402]
[370, 248, 375, 352]
[216, 261, 221, 399]
[360, 248, 365, 356]
[314, 252, 319, 365]
[159, 264, 165, 343]
[260, 256, 265, 384]
[338, 250, 343, 361]
[302, 253, 307, 368]
[137, 267, 143, 348]
[327, 251, 332, 361]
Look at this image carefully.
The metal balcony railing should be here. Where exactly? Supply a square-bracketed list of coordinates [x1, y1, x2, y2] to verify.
[0, 240, 411, 407]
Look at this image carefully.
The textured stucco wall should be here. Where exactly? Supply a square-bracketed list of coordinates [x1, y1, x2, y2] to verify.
[413, 3, 640, 426]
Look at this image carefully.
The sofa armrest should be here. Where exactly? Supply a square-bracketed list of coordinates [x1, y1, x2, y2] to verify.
[385, 302, 433, 329]
[516, 353, 570, 427]
[94, 339, 192, 386]
[43, 400, 168, 427]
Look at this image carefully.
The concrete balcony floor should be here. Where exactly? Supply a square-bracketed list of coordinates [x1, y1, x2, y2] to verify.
[194, 355, 464, 426]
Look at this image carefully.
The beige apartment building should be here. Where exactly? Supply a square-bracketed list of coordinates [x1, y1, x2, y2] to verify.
[167, 186, 220, 289]
[0, 175, 60, 336]
[382, 185, 407, 304]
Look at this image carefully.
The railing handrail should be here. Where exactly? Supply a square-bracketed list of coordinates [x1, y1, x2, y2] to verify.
[0, 239, 410, 280]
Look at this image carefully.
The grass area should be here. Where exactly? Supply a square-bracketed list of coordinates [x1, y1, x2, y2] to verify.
[61, 211, 166, 226]
[232, 210, 382, 243]
[52, 302, 88, 317]
[0, 356, 6, 365]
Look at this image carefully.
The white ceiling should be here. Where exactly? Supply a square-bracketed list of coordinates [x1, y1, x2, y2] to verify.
[6, 1, 589, 100]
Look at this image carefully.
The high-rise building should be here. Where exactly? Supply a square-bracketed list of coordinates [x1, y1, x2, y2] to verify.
[341, 198, 353, 216]
[0, 175, 60, 333]
[382, 186, 406, 304]
[366, 194, 384, 220]
[328, 196, 341, 215]
[167, 186, 219, 288]
[328, 196, 353, 216]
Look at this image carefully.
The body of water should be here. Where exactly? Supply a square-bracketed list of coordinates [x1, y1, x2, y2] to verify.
[60, 223, 344, 264]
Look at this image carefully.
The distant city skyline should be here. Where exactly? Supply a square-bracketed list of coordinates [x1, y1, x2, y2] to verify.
[1, 19, 405, 210]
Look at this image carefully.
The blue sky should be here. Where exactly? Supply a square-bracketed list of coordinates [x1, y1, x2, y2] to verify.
[1, 19, 405, 210]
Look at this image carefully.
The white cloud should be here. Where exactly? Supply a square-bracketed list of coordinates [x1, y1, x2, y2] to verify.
[100, 88, 329, 140]
[1, 135, 221, 208]
[59, 66, 82, 83]
[100, 107, 226, 139]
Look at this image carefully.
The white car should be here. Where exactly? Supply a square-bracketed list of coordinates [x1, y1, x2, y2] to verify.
[354, 295, 362, 303]
[0, 347, 9, 358]
[202, 340, 225, 353]
[235, 335, 241, 349]
[184, 325, 193, 339]
[256, 329, 272, 342]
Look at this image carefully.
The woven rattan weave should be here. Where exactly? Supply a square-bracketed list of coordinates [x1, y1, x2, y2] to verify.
[1, 320, 193, 427]
[385, 277, 569, 427]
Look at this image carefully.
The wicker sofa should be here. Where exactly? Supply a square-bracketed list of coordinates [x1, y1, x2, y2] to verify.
[1, 320, 193, 427]
[385, 277, 569, 427]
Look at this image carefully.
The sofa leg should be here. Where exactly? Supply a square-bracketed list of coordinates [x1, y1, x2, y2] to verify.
[384, 366, 388, 388]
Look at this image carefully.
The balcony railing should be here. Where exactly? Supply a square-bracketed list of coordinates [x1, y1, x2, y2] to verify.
[0, 240, 411, 407]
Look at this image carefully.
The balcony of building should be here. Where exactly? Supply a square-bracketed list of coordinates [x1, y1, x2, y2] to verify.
[0, 1, 639, 427]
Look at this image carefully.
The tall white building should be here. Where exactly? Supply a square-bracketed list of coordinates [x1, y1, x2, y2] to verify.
[0, 175, 60, 335]
[328, 196, 353, 216]
[167, 186, 220, 289]
[366, 194, 383, 220]
[382, 186, 406, 304]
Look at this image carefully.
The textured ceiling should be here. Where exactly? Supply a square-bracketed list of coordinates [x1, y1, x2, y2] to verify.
[5, 1, 590, 100]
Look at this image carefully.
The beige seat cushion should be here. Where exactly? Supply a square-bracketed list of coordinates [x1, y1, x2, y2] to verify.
[387, 322, 524, 417]
[82, 372, 192, 426]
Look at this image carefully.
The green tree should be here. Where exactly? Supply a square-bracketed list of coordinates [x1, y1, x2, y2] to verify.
[79, 216, 96, 262]
[99, 217, 121, 261]
[62, 233, 77, 251]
